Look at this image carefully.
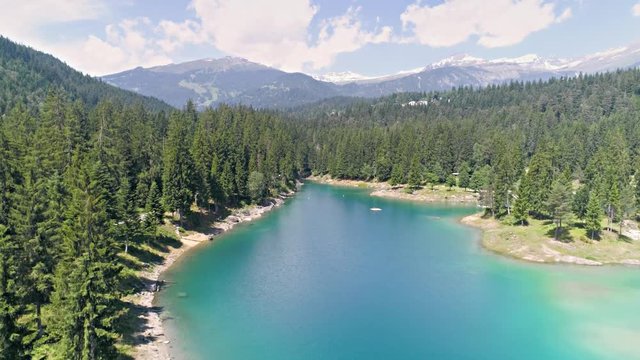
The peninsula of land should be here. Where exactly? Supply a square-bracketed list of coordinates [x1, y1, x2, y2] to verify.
[309, 176, 640, 267]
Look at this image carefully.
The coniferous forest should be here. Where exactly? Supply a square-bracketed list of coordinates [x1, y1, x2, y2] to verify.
[2, 36, 640, 358]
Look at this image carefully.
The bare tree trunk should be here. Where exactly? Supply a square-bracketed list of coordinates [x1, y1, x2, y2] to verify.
[619, 220, 623, 238]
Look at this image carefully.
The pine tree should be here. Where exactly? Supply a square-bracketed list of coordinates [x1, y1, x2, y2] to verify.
[191, 112, 215, 208]
[219, 161, 237, 206]
[469, 165, 491, 192]
[49, 162, 123, 359]
[389, 163, 405, 186]
[619, 184, 635, 236]
[585, 191, 602, 240]
[162, 112, 195, 223]
[374, 155, 391, 182]
[144, 180, 164, 228]
[407, 156, 422, 189]
[0, 224, 24, 359]
[9, 169, 57, 341]
[513, 175, 530, 226]
[606, 181, 620, 232]
[546, 176, 573, 240]
[491, 137, 521, 217]
[34, 90, 68, 175]
[526, 149, 554, 217]
[458, 161, 471, 190]
[572, 186, 589, 220]
[446, 174, 457, 189]
[247, 171, 266, 203]
[115, 177, 139, 254]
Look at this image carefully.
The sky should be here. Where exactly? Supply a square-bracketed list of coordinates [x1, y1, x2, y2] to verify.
[1, 0, 640, 77]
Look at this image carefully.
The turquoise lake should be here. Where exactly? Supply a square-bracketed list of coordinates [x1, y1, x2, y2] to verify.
[160, 182, 640, 359]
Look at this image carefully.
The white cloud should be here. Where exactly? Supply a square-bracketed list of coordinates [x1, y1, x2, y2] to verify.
[187, 0, 392, 72]
[0, 0, 576, 75]
[0, 0, 104, 45]
[400, 0, 570, 48]
[0, 0, 392, 75]
[156, 19, 208, 53]
[556, 8, 573, 23]
[51, 17, 173, 75]
[633, 2, 640, 17]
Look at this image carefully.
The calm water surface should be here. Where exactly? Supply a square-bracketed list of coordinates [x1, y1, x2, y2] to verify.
[160, 183, 640, 360]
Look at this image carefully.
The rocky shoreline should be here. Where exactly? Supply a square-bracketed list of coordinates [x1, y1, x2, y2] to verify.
[131, 196, 289, 360]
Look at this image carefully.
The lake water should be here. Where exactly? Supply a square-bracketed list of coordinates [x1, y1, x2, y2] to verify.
[160, 182, 640, 360]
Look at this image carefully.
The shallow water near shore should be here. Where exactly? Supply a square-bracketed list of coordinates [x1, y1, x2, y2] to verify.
[159, 183, 640, 360]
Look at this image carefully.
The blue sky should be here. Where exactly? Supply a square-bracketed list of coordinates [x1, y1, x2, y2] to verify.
[1, 0, 640, 76]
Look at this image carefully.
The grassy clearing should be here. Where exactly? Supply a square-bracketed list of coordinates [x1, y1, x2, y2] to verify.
[463, 213, 640, 265]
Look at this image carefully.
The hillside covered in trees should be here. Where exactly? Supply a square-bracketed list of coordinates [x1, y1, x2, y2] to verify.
[0, 37, 171, 114]
[292, 70, 640, 239]
[2, 35, 640, 357]
[0, 89, 300, 357]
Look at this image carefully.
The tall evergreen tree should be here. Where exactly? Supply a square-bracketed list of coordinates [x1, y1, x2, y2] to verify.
[115, 177, 139, 254]
[546, 176, 573, 240]
[144, 180, 163, 228]
[526, 150, 554, 217]
[162, 112, 195, 222]
[247, 171, 266, 203]
[407, 156, 422, 189]
[9, 169, 56, 341]
[619, 184, 635, 236]
[49, 162, 123, 359]
[585, 191, 602, 240]
[513, 174, 531, 226]
[572, 186, 589, 220]
[0, 224, 24, 359]
[458, 161, 471, 190]
[606, 182, 620, 232]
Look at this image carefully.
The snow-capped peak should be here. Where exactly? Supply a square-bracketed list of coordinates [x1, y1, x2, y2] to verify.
[489, 54, 568, 70]
[428, 54, 486, 69]
[313, 71, 373, 84]
[491, 54, 541, 64]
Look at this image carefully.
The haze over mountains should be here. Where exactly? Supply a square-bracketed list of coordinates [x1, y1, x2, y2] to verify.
[103, 42, 640, 109]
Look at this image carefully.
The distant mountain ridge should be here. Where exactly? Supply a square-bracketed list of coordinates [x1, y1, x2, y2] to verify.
[103, 42, 640, 109]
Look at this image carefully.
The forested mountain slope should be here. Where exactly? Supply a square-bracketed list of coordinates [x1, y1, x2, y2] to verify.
[0, 36, 172, 114]
[0, 40, 299, 357]
[2, 36, 640, 358]
[291, 69, 640, 236]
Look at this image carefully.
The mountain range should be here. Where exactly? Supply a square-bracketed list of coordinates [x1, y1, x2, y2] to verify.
[102, 42, 640, 109]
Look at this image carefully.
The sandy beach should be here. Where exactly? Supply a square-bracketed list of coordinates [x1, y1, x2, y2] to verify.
[306, 175, 479, 204]
[131, 196, 288, 359]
